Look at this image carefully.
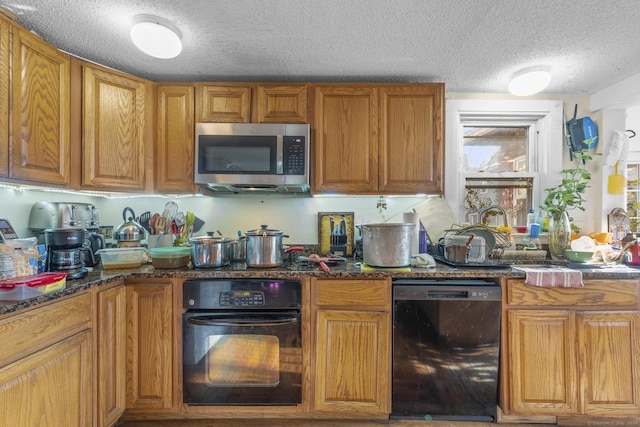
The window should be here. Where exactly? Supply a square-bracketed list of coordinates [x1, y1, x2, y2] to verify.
[462, 125, 534, 225]
[627, 163, 640, 231]
[445, 99, 564, 226]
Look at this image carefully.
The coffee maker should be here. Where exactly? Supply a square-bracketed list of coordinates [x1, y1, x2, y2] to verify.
[44, 228, 92, 279]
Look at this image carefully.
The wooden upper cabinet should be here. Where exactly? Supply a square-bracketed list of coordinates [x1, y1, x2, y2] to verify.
[196, 84, 251, 123]
[156, 85, 195, 193]
[312, 83, 444, 195]
[10, 26, 70, 185]
[0, 16, 8, 177]
[379, 84, 444, 194]
[79, 64, 149, 191]
[313, 85, 379, 193]
[257, 84, 308, 123]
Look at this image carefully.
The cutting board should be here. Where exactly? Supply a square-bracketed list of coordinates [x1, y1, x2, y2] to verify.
[412, 196, 457, 243]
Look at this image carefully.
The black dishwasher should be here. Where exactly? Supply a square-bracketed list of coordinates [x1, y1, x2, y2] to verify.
[391, 279, 501, 422]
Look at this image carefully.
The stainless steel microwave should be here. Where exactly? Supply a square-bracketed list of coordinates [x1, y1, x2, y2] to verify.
[194, 123, 310, 194]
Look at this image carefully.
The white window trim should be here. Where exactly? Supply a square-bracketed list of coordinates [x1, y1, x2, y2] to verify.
[445, 99, 564, 223]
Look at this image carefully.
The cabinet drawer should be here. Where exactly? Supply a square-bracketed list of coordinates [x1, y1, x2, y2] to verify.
[314, 279, 390, 308]
[507, 279, 640, 307]
[0, 293, 92, 367]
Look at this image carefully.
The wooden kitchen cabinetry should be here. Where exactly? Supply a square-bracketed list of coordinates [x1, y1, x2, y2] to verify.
[0, 14, 8, 177]
[10, 24, 70, 185]
[0, 293, 93, 427]
[503, 279, 640, 419]
[156, 84, 196, 193]
[196, 83, 308, 123]
[71, 59, 154, 192]
[95, 282, 126, 427]
[312, 83, 444, 195]
[125, 279, 174, 412]
[311, 278, 391, 417]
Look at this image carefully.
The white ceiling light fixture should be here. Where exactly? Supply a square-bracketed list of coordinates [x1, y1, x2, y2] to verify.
[130, 14, 182, 59]
[508, 67, 551, 96]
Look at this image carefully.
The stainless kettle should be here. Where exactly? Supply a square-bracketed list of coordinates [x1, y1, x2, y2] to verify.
[113, 207, 147, 247]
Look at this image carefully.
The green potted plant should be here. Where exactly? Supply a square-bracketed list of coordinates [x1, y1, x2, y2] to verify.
[541, 149, 597, 259]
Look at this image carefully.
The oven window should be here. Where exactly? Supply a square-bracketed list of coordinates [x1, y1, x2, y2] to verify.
[206, 335, 280, 387]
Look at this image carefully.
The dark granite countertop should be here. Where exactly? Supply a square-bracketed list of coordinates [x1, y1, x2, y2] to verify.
[2, 260, 640, 317]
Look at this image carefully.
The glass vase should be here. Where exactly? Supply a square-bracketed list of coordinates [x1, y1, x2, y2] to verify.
[548, 211, 571, 260]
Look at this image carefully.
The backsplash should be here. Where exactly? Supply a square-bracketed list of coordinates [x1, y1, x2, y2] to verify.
[0, 187, 436, 245]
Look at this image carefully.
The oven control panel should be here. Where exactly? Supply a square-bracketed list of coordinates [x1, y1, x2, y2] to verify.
[219, 290, 265, 306]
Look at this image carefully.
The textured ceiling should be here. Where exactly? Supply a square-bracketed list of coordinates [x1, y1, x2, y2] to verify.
[4, 0, 640, 95]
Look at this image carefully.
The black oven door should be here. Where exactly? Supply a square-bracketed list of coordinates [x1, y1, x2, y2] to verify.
[183, 310, 302, 405]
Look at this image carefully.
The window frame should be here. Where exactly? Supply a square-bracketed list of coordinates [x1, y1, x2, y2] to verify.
[445, 99, 564, 223]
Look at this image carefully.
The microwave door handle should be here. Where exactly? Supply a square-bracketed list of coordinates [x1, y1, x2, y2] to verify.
[187, 315, 298, 327]
[276, 134, 284, 174]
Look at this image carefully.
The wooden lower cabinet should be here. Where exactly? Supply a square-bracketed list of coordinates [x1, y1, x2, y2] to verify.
[311, 278, 391, 417]
[504, 279, 640, 418]
[125, 280, 174, 411]
[0, 331, 92, 427]
[95, 284, 126, 427]
[0, 293, 93, 427]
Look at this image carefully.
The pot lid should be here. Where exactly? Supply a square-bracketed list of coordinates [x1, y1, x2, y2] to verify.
[246, 224, 283, 236]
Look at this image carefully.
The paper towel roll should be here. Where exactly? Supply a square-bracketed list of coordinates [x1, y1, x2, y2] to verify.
[403, 212, 420, 255]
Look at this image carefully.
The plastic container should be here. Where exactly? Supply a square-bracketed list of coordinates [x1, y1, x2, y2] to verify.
[0, 273, 67, 300]
[96, 247, 148, 269]
[149, 247, 191, 269]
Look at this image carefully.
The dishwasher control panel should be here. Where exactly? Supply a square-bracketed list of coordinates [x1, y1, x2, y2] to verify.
[392, 279, 501, 301]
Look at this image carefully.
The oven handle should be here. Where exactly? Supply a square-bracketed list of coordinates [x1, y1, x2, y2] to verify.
[186, 315, 299, 327]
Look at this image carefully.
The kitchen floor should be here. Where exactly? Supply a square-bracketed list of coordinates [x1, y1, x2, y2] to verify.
[118, 420, 545, 427]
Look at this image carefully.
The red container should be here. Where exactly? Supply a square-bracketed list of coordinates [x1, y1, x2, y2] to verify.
[0, 272, 67, 300]
[625, 241, 640, 265]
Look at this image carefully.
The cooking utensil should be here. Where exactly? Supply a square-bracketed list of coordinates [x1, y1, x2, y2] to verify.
[361, 223, 413, 267]
[608, 161, 626, 195]
[189, 235, 231, 268]
[113, 207, 147, 247]
[161, 201, 178, 233]
[138, 211, 152, 233]
[245, 225, 290, 268]
[309, 254, 330, 272]
[174, 212, 195, 247]
[149, 213, 159, 235]
[154, 216, 166, 235]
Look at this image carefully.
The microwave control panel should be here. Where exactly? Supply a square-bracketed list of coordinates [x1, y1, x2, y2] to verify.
[283, 136, 306, 175]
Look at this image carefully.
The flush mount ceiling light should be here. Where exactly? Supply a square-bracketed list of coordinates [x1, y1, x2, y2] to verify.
[130, 14, 182, 59]
[508, 67, 551, 96]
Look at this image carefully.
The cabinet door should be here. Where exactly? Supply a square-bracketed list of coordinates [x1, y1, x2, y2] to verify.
[96, 285, 126, 427]
[507, 309, 577, 414]
[126, 282, 173, 410]
[0, 331, 92, 427]
[314, 309, 390, 415]
[82, 66, 146, 190]
[313, 86, 378, 193]
[156, 85, 195, 193]
[257, 84, 308, 123]
[196, 84, 251, 123]
[11, 26, 70, 185]
[577, 310, 640, 416]
[379, 84, 444, 194]
[0, 16, 8, 177]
